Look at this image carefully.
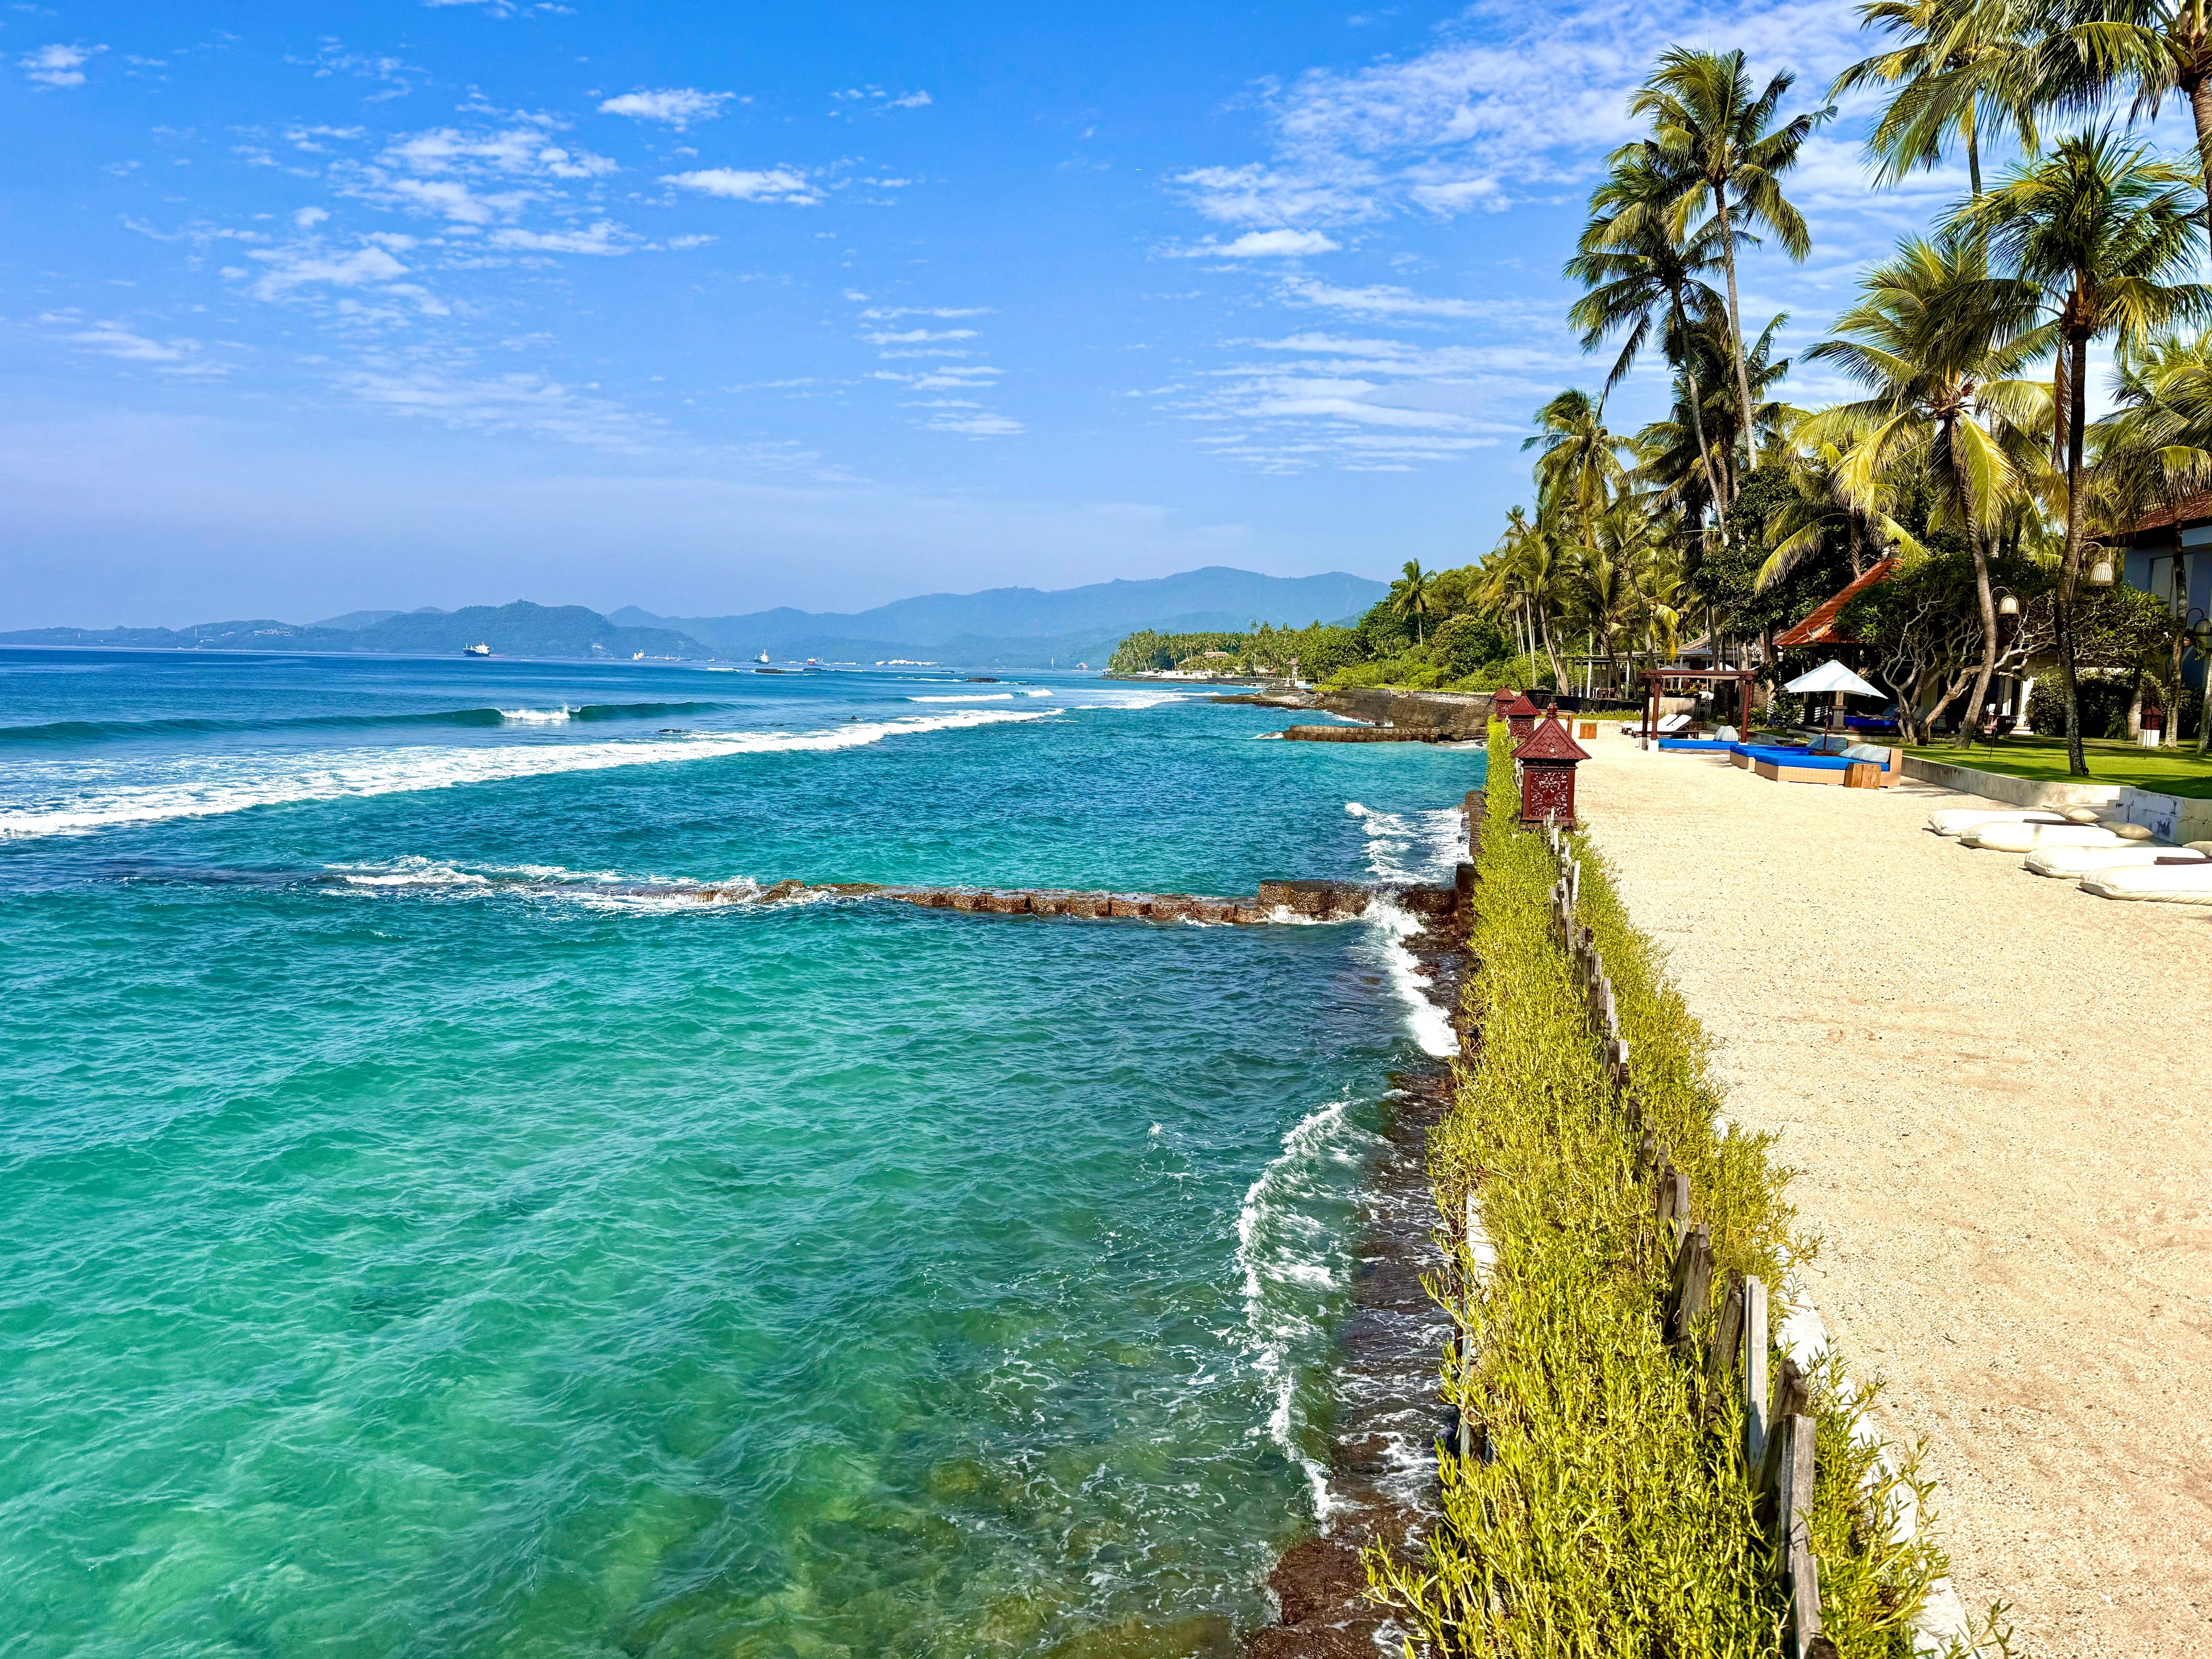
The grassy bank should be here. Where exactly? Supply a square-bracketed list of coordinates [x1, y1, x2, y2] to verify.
[1902, 736, 2212, 799]
[1367, 722, 1960, 1657]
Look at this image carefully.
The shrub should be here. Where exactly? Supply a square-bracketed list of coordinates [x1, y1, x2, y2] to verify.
[1432, 611, 1513, 677]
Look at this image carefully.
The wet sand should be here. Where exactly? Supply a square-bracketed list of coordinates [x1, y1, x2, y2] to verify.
[1576, 735, 2212, 1659]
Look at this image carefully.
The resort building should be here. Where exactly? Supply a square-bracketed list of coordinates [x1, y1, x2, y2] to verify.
[2117, 495, 2212, 691]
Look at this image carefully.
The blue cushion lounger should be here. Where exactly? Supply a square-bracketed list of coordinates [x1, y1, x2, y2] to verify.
[1657, 738, 1737, 751]
[1727, 741, 1903, 786]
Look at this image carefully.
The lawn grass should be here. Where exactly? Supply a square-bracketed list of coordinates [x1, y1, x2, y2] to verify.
[1903, 735, 2212, 799]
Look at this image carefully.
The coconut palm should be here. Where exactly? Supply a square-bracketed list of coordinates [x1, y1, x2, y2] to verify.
[1759, 436, 1930, 590]
[1962, 128, 2212, 772]
[1567, 150, 1730, 507]
[1620, 49, 1832, 480]
[1390, 560, 1436, 645]
[1525, 389, 1627, 551]
[1834, 0, 2046, 198]
[1800, 233, 2051, 738]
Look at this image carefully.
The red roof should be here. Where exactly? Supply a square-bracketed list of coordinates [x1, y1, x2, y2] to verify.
[1516, 710, 1590, 762]
[1498, 690, 1544, 719]
[1775, 557, 1900, 649]
[2119, 492, 2212, 536]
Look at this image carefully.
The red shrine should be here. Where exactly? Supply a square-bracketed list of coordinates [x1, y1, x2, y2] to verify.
[1516, 706, 1590, 826]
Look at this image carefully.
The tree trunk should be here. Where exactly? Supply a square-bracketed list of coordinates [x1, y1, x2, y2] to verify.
[1956, 426, 2001, 749]
[2060, 330, 2091, 777]
[2187, 67, 2212, 268]
[1673, 294, 1726, 506]
[1714, 191, 1760, 485]
[2052, 348, 2070, 479]
[2125, 668, 2145, 740]
[1966, 108, 1982, 201]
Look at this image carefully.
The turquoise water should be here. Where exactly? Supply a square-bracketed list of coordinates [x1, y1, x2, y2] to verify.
[0, 651, 1482, 1658]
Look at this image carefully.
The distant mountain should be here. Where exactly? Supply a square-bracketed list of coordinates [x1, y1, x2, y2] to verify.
[313, 608, 434, 630]
[2, 568, 1390, 668]
[0, 602, 707, 661]
[613, 567, 1388, 665]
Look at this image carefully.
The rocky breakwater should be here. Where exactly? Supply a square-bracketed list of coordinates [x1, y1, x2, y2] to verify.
[694, 876, 1459, 924]
[1270, 688, 1498, 744]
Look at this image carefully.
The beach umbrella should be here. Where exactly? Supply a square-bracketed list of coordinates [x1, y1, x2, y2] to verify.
[1783, 660, 1882, 697]
[1784, 659, 1883, 733]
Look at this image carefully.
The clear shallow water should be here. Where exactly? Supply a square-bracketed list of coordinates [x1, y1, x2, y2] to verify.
[0, 650, 1483, 1658]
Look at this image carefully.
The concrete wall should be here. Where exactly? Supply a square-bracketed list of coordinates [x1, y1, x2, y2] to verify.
[1901, 754, 2212, 843]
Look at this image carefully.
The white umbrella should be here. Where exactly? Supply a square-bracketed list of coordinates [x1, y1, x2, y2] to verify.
[1784, 660, 1882, 697]
[1785, 659, 1884, 735]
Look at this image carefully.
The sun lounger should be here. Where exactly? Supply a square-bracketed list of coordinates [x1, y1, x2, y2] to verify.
[2024, 845, 2208, 877]
[1621, 711, 1693, 737]
[1926, 808, 2066, 837]
[1960, 822, 2120, 852]
[1727, 741, 1905, 786]
[2078, 862, 2212, 903]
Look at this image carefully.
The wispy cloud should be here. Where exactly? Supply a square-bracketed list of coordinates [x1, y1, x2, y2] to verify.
[662, 166, 820, 204]
[597, 88, 736, 128]
[242, 243, 412, 301]
[1280, 277, 1521, 319]
[42, 312, 231, 376]
[338, 359, 654, 448]
[20, 42, 103, 88]
[488, 220, 636, 255]
[1163, 228, 1342, 258]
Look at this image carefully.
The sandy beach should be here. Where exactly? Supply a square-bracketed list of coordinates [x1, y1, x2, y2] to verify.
[1576, 735, 2212, 1659]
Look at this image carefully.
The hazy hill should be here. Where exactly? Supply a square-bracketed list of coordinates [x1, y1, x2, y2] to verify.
[0, 602, 705, 661]
[614, 567, 1387, 662]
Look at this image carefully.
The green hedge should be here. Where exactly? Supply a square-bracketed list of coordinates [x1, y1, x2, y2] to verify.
[1367, 722, 1958, 1657]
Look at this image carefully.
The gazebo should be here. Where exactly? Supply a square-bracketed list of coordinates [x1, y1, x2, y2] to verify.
[1636, 668, 1759, 751]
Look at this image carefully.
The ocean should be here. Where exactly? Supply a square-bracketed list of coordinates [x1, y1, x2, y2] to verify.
[0, 649, 1483, 1659]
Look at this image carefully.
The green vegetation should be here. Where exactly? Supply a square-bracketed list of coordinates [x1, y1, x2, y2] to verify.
[1905, 734, 2212, 799]
[1368, 722, 1957, 1655]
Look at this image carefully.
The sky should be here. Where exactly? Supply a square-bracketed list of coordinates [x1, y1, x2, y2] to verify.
[1, 0, 2189, 628]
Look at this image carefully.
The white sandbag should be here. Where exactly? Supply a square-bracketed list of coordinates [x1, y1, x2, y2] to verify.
[2080, 862, 2212, 903]
[1926, 808, 2064, 837]
[2112, 822, 2156, 841]
[1962, 822, 2120, 852]
[2061, 806, 2105, 824]
[2025, 845, 2206, 878]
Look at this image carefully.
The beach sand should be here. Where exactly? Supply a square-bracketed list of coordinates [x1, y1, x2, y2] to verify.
[1575, 734, 2212, 1659]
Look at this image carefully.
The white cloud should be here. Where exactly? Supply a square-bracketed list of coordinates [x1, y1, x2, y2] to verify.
[861, 327, 978, 346]
[926, 411, 1023, 436]
[1167, 228, 1342, 258]
[888, 91, 932, 109]
[858, 305, 991, 320]
[44, 314, 229, 376]
[338, 361, 653, 448]
[245, 244, 411, 300]
[662, 166, 820, 204]
[294, 206, 331, 228]
[598, 88, 734, 128]
[20, 43, 103, 88]
[487, 221, 636, 255]
[384, 177, 528, 224]
[1279, 277, 1505, 318]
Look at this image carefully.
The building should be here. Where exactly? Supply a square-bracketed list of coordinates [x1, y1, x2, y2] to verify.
[2116, 495, 2212, 691]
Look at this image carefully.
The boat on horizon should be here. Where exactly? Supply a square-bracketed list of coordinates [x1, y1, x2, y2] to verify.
[463, 642, 492, 657]
[757, 649, 770, 664]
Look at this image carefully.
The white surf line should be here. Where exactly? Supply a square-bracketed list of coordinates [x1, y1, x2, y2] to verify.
[0, 707, 1056, 841]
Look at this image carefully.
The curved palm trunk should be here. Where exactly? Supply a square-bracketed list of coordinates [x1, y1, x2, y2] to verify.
[2187, 65, 2212, 267]
[2060, 331, 2091, 777]
[1953, 419, 2002, 749]
[1713, 191, 1760, 483]
[1670, 292, 1726, 507]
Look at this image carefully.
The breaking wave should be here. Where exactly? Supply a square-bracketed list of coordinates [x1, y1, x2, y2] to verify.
[0, 707, 1057, 841]
[0, 700, 732, 744]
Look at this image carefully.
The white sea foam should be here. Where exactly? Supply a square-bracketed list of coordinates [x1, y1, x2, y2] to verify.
[1069, 688, 1206, 710]
[0, 707, 1056, 841]
[1237, 1097, 1371, 1525]
[906, 693, 1015, 702]
[1018, 689, 1053, 697]
[1345, 800, 1464, 885]
[1367, 899, 1458, 1058]
[498, 706, 572, 724]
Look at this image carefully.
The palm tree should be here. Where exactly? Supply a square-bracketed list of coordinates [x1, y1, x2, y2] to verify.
[1568, 150, 1730, 507]
[1801, 233, 2051, 739]
[1525, 389, 1626, 550]
[1621, 48, 1832, 481]
[1834, 0, 2046, 199]
[1759, 435, 1929, 590]
[1963, 129, 2212, 772]
[1390, 560, 1436, 645]
[2043, 0, 2212, 266]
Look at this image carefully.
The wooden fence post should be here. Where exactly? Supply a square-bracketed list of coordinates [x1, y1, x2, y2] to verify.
[1707, 1270, 1744, 1413]
[1667, 1225, 1713, 1352]
[1757, 1358, 1809, 1509]
[1743, 1276, 1769, 1473]
[1776, 1413, 1823, 1658]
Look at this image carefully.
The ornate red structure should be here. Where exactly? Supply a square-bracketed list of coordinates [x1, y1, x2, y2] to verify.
[1498, 690, 1543, 744]
[1516, 706, 1590, 826]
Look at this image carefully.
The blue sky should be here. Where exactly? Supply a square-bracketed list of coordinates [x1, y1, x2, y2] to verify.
[0, 0, 2174, 627]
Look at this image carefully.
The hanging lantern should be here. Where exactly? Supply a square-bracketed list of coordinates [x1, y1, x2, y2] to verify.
[1997, 591, 2020, 617]
[1516, 706, 1590, 828]
[2085, 555, 2116, 587]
